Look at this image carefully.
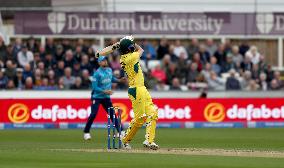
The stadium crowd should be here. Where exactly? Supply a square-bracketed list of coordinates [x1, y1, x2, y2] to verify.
[0, 36, 283, 91]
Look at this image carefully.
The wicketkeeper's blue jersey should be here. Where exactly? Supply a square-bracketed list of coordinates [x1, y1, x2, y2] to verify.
[91, 67, 118, 99]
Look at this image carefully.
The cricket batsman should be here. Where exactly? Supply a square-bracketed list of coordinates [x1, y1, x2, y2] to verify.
[96, 36, 159, 150]
[83, 55, 125, 140]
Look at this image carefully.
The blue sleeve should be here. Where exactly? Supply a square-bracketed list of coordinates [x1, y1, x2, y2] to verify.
[149, 45, 157, 58]
[92, 72, 104, 92]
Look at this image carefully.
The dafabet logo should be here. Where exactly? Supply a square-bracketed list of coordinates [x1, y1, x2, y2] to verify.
[8, 103, 30, 123]
[204, 103, 225, 122]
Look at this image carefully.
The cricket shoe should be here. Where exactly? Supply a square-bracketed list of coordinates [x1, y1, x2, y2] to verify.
[122, 142, 131, 150]
[120, 131, 131, 150]
[83, 133, 91, 140]
[143, 140, 159, 150]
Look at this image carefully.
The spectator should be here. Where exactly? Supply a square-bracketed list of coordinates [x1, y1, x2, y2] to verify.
[24, 77, 33, 90]
[55, 45, 64, 61]
[170, 77, 182, 90]
[269, 79, 280, 90]
[199, 44, 210, 64]
[40, 78, 52, 90]
[214, 43, 227, 65]
[34, 68, 42, 86]
[187, 62, 199, 83]
[47, 69, 57, 86]
[74, 45, 84, 62]
[4, 60, 16, 79]
[44, 53, 56, 69]
[80, 55, 93, 73]
[33, 52, 41, 66]
[245, 80, 259, 91]
[12, 38, 22, 58]
[176, 55, 188, 83]
[45, 38, 56, 55]
[273, 71, 284, 89]
[70, 77, 82, 90]
[141, 39, 156, 60]
[192, 52, 203, 71]
[265, 65, 274, 82]
[241, 54, 253, 72]
[0, 70, 8, 89]
[251, 64, 260, 80]
[241, 71, 252, 89]
[17, 45, 34, 68]
[246, 45, 260, 65]
[55, 60, 65, 79]
[165, 63, 178, 85]
[63, 67, 75, 89]
[13, 69, 24, 89]
[174, 40, 188, 59]
[226, 69, 241, 90]
[57, 77, 65, 90]
[27, 37, 39, 53]
[207, 71, 224, 90]
[37, 61, 47, 76]
[188, 38, 199, 59]
[144, 71, 158, 89]
[39, 46, 46, 59]
[0, 36, 7, 67]
[231, 45, 243, 65]
[206, 38, 217, 57]
[222, 54, 236, 73]
[161, 54, 171, 70]
[201, 63, 212, 81]
[258, 55, 267, 72]
[72, 62, 81, 77]
[6, 44, 16, 63]
[64, 49, 75, 68]
[210, 56, 221, 75]
[151, 64, 167, 83]
[81, 69, 91, 89]
[258, 72, 268, 91]
[6, 80, 15, 90]
[168, 45, 178, 62]
[239, 41, 250, 56]
[157, 38, 169, 59]
[23, 64, 33, 80]
[224, 39, 232, 53]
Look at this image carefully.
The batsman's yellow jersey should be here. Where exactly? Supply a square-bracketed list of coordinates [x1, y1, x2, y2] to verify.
[120, 52, 144, 87]
[120, 51, 158, 144]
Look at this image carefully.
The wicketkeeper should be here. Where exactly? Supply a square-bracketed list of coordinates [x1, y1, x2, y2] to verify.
[83, 56, 125, 140]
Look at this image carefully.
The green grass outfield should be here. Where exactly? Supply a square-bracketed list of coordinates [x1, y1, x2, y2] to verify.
[0, 128, 284, 168]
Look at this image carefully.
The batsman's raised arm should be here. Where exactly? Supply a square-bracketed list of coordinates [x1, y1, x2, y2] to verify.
[135, 43, 144, 57]
[96, 41, 120, 57]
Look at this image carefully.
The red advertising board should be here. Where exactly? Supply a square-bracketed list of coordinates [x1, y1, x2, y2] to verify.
[0, 98, 284, 124]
